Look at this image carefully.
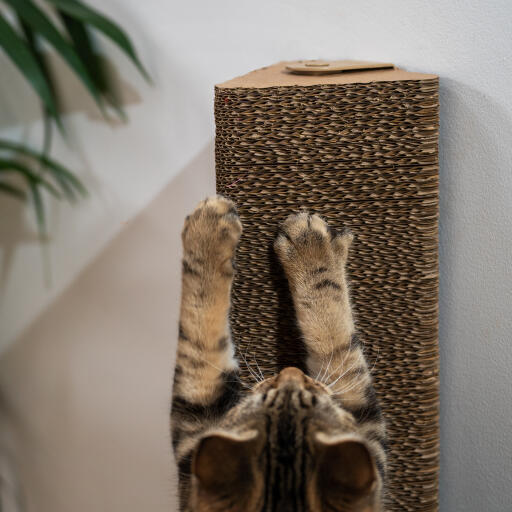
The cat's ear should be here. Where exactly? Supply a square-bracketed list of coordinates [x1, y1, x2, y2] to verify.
[193, 430, 259, 493]
[315, 433, 377, 501]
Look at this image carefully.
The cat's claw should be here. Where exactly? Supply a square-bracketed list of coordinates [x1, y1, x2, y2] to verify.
[182, 195, 242, 273]
[275, 212, 353, 272]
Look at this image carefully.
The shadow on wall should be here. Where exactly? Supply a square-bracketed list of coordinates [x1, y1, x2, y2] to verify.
[438, 79, 512, 511]
[0, 197, 41, 293]
[0, 141, 215, 512]
[0, 52, 142, 130]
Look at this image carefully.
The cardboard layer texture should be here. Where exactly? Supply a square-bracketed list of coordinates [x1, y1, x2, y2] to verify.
[215, 61, 439, 512]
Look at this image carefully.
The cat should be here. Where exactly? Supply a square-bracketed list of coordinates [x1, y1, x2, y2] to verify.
[171, 196, 387, 511]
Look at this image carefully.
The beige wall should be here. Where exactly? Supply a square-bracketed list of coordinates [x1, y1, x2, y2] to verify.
[0, 145, 215, 511]
[1, 0, 512, 511]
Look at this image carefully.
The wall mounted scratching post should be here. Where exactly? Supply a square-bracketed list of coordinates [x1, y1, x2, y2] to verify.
[215, 61, 439, 511]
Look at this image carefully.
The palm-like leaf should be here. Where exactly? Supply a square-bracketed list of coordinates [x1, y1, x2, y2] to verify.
[0, 11, 61, 128]
[0, 140, 87, 200]
[47, 0, 150, 81]
[17, 16, 57, 116]
[0, 0, 150, 236]
[6, 0, 107, 115]
[58, 10, 125, 118]
[0, 159, 62, 198]
[0, 182, 27, 201]
[28, 178, 45, 234]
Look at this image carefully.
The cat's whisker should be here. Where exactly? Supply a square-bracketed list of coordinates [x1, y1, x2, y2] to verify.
[318, 338, 335, 383]
[314, 358, 326, 382]
[331, 357, 379, 396]
[183, 352, 226, 374]
[247, 351, 264, 383]
[314, 333, 330, 381]
[178, 351, 251, 390]
[327, 357, 364, 390]
[331, 381, 366, 400]
[241, 351, 262, 384]
[325, 339, 380, 393]
[330, 363, 365, 391]
[367, 347, 380, 375]
[252, 353, 265, 382]
[328, 334, 360, 384]
[224, 376, 252, 390]
[331, 373, 368, 397]
[321, 335, 357, 385]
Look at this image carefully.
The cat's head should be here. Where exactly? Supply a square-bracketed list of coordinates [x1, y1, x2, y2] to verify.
[189, 366, 383, 512]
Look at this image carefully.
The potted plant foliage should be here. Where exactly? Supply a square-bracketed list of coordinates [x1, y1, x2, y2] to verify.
[0, 0, 149, 235]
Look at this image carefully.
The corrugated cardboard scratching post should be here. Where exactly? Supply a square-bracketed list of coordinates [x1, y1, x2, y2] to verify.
[215, 61, 439, 511]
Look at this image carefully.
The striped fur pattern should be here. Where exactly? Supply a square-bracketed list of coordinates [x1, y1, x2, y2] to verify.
[171, 196, 387, 511]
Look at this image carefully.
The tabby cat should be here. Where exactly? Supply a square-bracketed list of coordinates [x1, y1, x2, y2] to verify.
[171, 196, 387, 511]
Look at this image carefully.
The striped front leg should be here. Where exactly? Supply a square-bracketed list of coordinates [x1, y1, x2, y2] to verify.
[171, 197, 242, 503]
[276, 213, 388, 501]
[274, 213, 371, 409]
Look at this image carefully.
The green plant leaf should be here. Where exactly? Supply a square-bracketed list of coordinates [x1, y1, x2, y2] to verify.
[46, 0, 150, 81]
[0, 182, 27, 201]
[57, 11, 126, 120]
[18, 16, 57, 112]
[0, 140, 86, 200]
[0, 12, 61, 129]
[18, 18, 61, 167]
[0, 139, 87, 197]
[28, 178, 45, 234]
[5, 0, 106, 115]
[0, 159, 61, 198]
[57, 11, 113, 106]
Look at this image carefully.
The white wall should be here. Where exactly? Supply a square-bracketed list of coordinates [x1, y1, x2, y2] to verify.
[0, 0, 511, 510]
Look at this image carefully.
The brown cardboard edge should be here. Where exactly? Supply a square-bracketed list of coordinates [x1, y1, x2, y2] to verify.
[216, 61, 438, 89]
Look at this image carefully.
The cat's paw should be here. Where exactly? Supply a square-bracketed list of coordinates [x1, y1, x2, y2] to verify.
[182, 196, 242, 275]
[274, 212, 352, 276]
